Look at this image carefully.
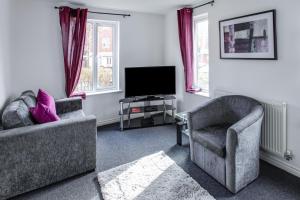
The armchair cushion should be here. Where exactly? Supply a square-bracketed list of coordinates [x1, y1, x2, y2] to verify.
[192, 124, 231, 158]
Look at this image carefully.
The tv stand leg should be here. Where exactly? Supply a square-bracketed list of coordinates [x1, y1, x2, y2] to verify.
[120, 102, 124, 131]
[127, 103, 131, 127]
[144, 101, 151, 119]
[172, 99, 175, 118]
[163, 100, 166, 122]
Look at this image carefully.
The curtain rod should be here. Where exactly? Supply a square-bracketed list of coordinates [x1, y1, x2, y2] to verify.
[193, 0, 215, 9]
[54, 6, 131, 17]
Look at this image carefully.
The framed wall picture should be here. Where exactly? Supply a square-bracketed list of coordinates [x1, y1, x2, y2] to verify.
[219, 10, 277, 60]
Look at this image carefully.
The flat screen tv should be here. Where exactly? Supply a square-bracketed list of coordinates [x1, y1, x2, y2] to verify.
[125, 66, 176, 98]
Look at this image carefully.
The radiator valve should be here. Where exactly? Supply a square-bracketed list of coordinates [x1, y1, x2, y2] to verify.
[284, 150, 293, 161]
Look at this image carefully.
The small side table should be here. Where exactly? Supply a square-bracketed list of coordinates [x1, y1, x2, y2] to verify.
[175, 112, 189, 146]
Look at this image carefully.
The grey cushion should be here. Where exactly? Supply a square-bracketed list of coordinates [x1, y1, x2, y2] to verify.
[21, 90, 35, 97]
[18, 91, 36, 108]
[2, 100, 34, 130]
[58, 110, 85, 120]
[192, 124, 231, 158]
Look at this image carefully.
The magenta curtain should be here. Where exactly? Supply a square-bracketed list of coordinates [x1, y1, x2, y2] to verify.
[177, 8, 198, 93]
[59, 6, 88, 99]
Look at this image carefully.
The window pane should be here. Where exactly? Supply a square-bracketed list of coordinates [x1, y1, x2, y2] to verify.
[77, 22, 94, 92]
[195, 18, 209, 92]
[97, 25, 114, 89]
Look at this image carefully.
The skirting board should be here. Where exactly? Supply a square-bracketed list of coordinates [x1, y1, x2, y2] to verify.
[260, 151, 300, 178]
[97, 114, 144, 127]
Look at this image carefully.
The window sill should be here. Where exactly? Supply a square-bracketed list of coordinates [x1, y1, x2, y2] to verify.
[195, 91, 210, 98]
[86, 90, 123, 97]
[188, 91, 210, 98]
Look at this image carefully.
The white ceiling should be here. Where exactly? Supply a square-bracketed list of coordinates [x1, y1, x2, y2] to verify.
[60, 0, 204, 14]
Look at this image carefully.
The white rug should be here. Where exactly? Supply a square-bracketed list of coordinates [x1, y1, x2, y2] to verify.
[97, 151, 215, 200]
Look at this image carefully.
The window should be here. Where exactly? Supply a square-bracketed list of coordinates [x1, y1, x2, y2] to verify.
[193, 14, 209, 95]
[77, 20, 119, 93]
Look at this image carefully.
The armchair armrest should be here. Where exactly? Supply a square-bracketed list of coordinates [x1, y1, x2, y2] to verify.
[187, 98, 225, 131]
[228, 106, 264, 135]
[226, 106, 264, 193]
[55, 97, 82, 114]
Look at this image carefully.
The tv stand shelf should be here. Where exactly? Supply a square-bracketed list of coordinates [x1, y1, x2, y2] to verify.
[121, 105, 175, 115]
[119, 96, 176, 131]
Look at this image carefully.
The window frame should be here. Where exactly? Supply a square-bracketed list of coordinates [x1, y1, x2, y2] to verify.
[193, 13, 209, 96]
[82, 19, 120, 94]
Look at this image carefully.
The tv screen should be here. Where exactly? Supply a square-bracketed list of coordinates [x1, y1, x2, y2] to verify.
[125, 66, 176, 98]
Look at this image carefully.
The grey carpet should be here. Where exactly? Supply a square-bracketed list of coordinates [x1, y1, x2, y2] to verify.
[11, 124, 300, 200]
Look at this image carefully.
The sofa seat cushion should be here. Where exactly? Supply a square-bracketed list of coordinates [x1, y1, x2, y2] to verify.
[192, 124, 231, 158]
[58, 110, 85, 120]
[2, 100, 34, 129]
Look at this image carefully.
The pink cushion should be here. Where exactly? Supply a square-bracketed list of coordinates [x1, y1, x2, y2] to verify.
[37, 89, 56, 114]
[30, 102, 60, 124]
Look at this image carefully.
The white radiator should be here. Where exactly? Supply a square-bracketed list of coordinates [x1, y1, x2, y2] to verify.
[260, 101, 287, 158]
[214, 89, 288, 159]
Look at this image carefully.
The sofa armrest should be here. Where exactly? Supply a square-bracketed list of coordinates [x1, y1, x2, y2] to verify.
[55, 97, 82, 114]
[187, 98, 225, 131]
[0, 115, 96, 199]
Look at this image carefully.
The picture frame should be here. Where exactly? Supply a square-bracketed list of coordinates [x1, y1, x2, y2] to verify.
[219, 10, 277, 60]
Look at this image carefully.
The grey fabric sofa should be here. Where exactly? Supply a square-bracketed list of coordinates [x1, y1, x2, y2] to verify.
[187, 95, 264, 193]
[0, 91, 97, 200]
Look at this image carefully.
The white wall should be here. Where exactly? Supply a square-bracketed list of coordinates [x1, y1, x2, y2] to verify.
[165, 0, 300, 175]
[0, 0, 13, 113]
[10, 0, 65, 98]
[9, 0, 165, 123]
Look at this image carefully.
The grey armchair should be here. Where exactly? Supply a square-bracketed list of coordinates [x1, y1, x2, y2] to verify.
[187, 95, 264, 193]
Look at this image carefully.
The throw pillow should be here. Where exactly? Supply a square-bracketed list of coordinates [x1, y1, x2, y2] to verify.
[2, 100, 34, 129]
[30, 102, 60, 124]
[36, 89, 56, 114]
[18, 90, 37, 108]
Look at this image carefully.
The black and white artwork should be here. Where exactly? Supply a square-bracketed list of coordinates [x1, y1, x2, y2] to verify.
[219, 10, 277, 60]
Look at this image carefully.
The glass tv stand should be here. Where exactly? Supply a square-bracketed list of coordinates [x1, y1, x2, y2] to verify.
[119, 96, 176, 131]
